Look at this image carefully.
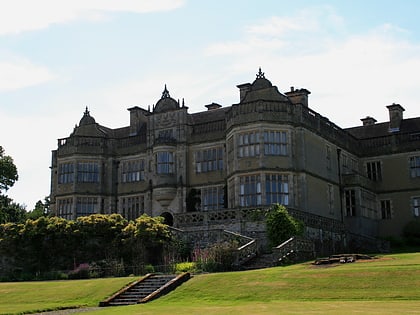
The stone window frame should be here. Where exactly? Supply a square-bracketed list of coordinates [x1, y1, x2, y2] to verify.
[263, 130, 288, 156]
[58, 162, 74, 184]
[201, 185, 224, 211]
[412, 196, 420, 217]
[380, 199, 392, 219]
[77, 161, 100, 183]
[238, 131, 260, 158]
[239, 174, 262, 207]
[409, 156, 420, 178]
[156, 151, 174, 174]
[121, 159, 145, 183]
[120, 194, 145, 220]
[75, 196, 98, 217]
[344, 189, 356, 217]
[265, 173, 289, 206]
[195, 146, 224, 173]
[57, 197, 73, 220]
[366, 160, 382, 181]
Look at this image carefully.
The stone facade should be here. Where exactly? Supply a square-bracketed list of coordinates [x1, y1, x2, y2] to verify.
[50, 69, 420, 239]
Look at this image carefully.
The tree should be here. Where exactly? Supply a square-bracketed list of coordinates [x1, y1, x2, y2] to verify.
[26, 197, 51, 220]
[0, 195, 26, 224]
[0, 146, 18, 192]
[265, 204, 304, 247]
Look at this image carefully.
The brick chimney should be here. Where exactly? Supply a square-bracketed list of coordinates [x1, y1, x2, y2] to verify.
[361, 116, 377, 126]
[386, 103, 405, 132]
[285, 86, 311, 107]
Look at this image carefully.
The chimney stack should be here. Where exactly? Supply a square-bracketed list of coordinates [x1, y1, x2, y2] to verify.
[361, 116, 377, 126]
[386, 103, 405, 132]
[205, 102, 222, 111]
[285, 87, 311, 107]
[236, 83, 251, 102]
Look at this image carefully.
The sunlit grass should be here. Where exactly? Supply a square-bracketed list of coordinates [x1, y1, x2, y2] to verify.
[1, 252, 420, 314]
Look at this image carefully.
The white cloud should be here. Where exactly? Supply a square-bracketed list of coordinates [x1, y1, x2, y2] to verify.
[0, 0, 185, 35]
[204, 7, 420, 127]
[0, 58, 55, 91]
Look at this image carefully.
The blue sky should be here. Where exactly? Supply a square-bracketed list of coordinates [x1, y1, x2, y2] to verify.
[1, 0, 420, 209]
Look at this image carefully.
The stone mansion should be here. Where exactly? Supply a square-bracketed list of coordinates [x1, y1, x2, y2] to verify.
[50, 69, 420, 240]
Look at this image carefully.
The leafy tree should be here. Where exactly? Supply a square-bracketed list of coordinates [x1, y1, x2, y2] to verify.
[0, 146, 18, 192]
[265, 204, 304, 247]
[0, 195, 26, 224]
[26, 197, 51, 220]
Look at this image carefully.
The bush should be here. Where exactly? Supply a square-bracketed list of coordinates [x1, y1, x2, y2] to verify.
[403, 220, 420, 246]
[68, 263, 90, 279]
[174, 262, 197, 273]
[266, 204, 304, 247]
[192, 241, 238, 272]
[144, 264, 155, 274]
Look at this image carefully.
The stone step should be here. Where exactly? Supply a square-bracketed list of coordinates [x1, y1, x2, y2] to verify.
[100, 274, 189, 307]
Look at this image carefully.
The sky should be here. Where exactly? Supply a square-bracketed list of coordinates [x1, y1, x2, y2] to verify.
[1, 0, 420, 209]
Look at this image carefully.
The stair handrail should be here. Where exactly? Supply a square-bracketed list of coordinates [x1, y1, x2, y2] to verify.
[235, 238, 258, 266]
[272, 236, 315, 262]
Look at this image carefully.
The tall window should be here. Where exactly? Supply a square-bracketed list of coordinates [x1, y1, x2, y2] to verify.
[58, 163, 74, 184]
[239, 175, 261, 207]
[121, 160, 145, 182]
[77, 162, 99, 183]
[201, 186, 224, 210]
[380, 200, 392, 219]
[264, 131, 287, 156]
[367, 161, 382, 181]
[76, 197, 98, 217]
[345, 189, 356, 216]
[57, 198, 73, 220]
[195, 147, 223, 173]
[413, 197, 420, 217]
[265, 174, 289, 205]
[326, 145, 332, 170]
[156, 152, 174, 174]
[121, 195, 144, 220]
[361, 190, 377, 219]
[410, 156, 420, 178]
[327, 184, 334, 214]
[238, 132, 260, 157]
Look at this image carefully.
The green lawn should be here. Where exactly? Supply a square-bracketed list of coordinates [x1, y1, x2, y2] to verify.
[1, 252, 420, 314]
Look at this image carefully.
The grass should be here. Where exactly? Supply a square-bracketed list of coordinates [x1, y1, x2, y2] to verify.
[1, 252, 420, 314]
[0, 276, 137, 314]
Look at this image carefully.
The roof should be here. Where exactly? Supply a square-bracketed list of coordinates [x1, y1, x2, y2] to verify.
[346, 117, 420, 139]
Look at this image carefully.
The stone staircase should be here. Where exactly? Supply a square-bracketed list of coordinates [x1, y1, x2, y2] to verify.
[242, 253, 276, 270]
[100, 273, 190, 306]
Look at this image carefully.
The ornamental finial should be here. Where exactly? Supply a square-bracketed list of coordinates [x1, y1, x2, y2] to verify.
[256, 67, 265, 79]
[84, 106, 90, 116]
[161, 84, 170, 99]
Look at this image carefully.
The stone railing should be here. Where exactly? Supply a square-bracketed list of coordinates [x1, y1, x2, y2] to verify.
[272, 236, 315, 263]
[174, 207, 345, 234]
[235, 237, 258, 266]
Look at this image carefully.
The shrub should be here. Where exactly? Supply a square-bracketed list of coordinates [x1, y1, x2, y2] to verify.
[144, 264, 155, 274]
[68, 263, 90, 279]
[403, 220, 420, 246]
[266, 204, 304, 247]
[174, 262, 197, 273]
[192, 241, 238, 272]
